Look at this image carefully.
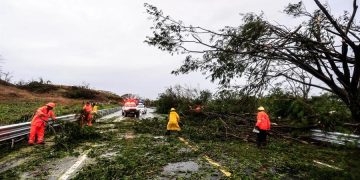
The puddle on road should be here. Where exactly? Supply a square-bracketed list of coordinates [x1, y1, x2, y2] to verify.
[161, 161, 200, 178]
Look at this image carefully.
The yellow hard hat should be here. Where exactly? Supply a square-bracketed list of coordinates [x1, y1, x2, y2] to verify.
[257, 106, 265, 111]
[46, 102, 56, 108]
[170, 108, 175, 111]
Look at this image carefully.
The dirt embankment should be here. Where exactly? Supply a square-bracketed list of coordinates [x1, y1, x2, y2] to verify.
[0, 81, 121, 125]
[0, 80, 122, 103]
[1, 84, 71, 103]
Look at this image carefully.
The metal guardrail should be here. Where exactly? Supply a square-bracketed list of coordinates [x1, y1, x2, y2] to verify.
[311, 129, 360, 147]
[0, 107, 121, 146]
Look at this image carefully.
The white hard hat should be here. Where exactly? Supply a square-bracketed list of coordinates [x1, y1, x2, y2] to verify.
[257, 106, 265, 111]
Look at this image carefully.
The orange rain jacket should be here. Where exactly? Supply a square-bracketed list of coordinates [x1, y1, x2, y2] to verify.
[83, 104, 92, 113]
[256, 111, 270, 130]
[83, 104, 93, 126]
[167, 111, 180, 131]
[31, 106, 56, 127]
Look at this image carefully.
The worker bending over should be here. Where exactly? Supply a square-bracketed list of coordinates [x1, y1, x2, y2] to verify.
[28, 102, 56, 145]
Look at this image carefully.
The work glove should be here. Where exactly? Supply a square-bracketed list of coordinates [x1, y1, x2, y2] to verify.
[252, 126, 260, 133]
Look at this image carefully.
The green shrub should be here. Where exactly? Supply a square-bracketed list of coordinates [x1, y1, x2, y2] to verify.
[18, 80, 58, 93]
[156, 85, 211, 114]
[54, 122, 102, 151]
[63, 86, 98, 99]
[310, 93, 351, 131]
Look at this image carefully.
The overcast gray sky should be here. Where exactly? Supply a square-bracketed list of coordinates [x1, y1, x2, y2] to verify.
[0, 0, 355, 99]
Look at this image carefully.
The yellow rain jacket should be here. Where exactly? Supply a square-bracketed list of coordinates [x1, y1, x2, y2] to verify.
[167, 111, 180, 131]
[92, 105, 98, 114]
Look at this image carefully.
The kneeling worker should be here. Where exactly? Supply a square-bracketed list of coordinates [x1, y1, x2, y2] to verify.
[166, 108, 181, 135]
[28, 102, 56, 145]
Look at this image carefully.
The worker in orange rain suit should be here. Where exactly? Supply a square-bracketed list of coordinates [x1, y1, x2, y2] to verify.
[83, 102, 93, 126]
[166, 108, 181, 135]
[194, 105, 202, 113]
[255, 106, 271, 148]
[28, 102, 56, 145]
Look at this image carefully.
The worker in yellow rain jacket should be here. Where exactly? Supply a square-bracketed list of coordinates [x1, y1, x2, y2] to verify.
[166, 108, 180, 135]
[91, 102, 98, 120]
[92, 102, 98, 114]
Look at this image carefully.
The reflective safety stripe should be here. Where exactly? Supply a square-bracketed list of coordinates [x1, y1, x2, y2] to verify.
[203, 155, 232, 177]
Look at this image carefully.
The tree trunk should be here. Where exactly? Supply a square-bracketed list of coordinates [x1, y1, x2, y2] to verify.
[349, 98, 360, 122]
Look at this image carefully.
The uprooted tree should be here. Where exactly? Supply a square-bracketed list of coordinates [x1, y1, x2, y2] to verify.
[144, 0, 360, 121]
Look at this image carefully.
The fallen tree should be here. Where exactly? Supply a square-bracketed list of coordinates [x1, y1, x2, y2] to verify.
[145, 0, 360, 121]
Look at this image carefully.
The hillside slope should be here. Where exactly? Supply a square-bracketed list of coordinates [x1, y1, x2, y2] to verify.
[0, 80, 121, 125]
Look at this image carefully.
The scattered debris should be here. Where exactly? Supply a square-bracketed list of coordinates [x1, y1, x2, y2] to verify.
[177, 147, 192, 154]
[0, 157, 31, 173]
[125, 132, 135, 139]
[99, 152, 117, 159]
[154, 136, 165, 139]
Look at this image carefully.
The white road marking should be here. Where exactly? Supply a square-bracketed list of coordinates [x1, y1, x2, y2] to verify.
[58, 149, 91, 180]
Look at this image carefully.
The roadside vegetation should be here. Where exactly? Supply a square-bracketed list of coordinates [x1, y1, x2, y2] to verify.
[0, 101, 82, 125]
[155, 85, 355, 134]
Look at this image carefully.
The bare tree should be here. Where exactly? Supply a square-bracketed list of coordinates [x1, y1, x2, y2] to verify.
[0, 71, 13, 83]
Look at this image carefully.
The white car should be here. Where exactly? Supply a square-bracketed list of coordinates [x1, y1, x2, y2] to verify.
[122, 102, 140, 117]
[137, 104, 147, 114]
